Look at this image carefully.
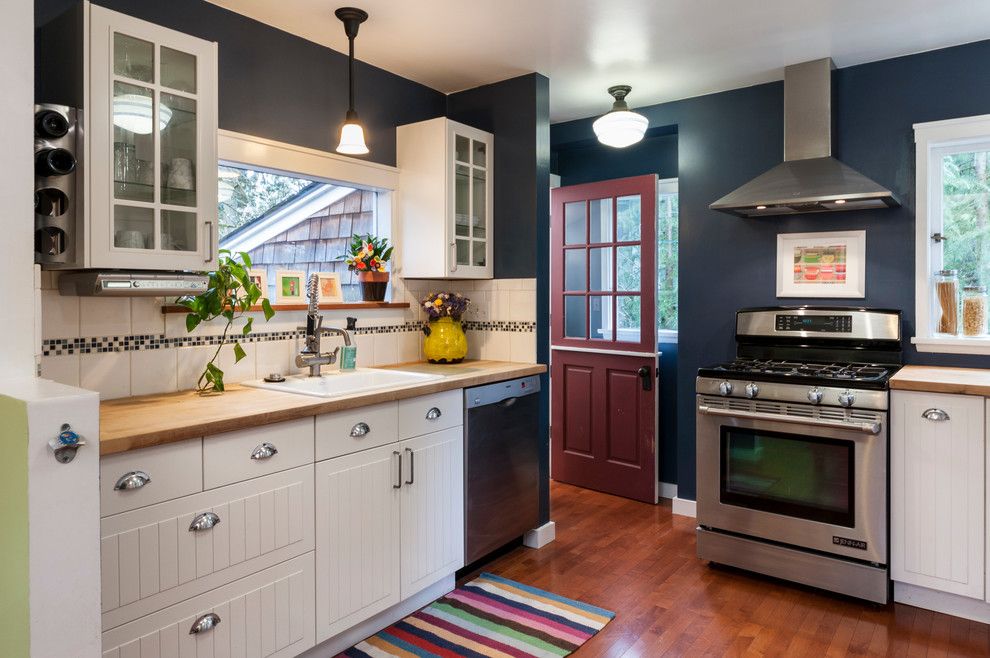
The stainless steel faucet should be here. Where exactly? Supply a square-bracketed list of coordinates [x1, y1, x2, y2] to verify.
[296, 274, 352, 377]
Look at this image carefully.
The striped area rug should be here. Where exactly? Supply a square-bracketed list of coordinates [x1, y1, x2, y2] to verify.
[337, 572, 615, 657]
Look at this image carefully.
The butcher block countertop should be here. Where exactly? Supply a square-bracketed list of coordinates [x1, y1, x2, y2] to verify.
[100, 360, 545, 456]
[890, 365, 990, 397]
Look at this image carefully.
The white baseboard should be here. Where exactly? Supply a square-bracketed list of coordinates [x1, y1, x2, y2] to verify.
[298, 574, 455, 657]
[672, 497, 697, 518]
[894, 581, 990, 624]
[523, 521, 556, 549]
[659, 481, 677, 500]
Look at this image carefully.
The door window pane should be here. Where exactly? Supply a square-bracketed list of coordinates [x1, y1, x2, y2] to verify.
[564, 296, 586, 338]
[564, 201, 586, 245]
[114, 205, 154, 250]
[113, 82, 155, 203]
[589, 198, 613, 243]
[114, 33, 154, 82]
[162, 210, 197, 252]
[617, 246, 640, 291]
[617, 195, 641, 242]
[589, 247, 613, 291]
[161, 92, 197, 207]
[657, 181, 679, 331]
[589, 295, 612, 340]
[472, 168, 486, 238]
[161, 46, 197, 93]
[564, 249, 586, 291]
[455, 135, 470, 163]
[454, 164, 469, 237]
[472, 139, 487, 167]
[616, 295, 640, 342]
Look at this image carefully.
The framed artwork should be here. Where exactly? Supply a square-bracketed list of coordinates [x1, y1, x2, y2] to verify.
[776, 230, 866, 298]
[275, 270, 306, 304]
[315, 271, 344, 303]
[246, 269, 267, 298]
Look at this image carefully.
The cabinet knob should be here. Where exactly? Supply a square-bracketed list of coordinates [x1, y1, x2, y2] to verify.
[425, 407, 442, 421]
[189, 612, 220, 635]
[922, 408, 951, 422]
[350, 422, 370, 437]
[250, 442, 278, 460]
[188, 512, 221, 532]
[113, 470, 150, 491]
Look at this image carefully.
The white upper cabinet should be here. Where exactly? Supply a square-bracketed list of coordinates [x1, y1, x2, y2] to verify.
[397, 118, 494, 279]
[88, 5, 218, 270]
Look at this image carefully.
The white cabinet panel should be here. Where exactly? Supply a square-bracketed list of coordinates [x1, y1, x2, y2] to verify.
[400, 426, 465, 598]
[203, 417, 314, 489]
[102, 466, 314, 630]
[102, 553, 314, 658]
[101, 440, 203, 517]
[315, 401, 398, 461]
[891, 390, 985, 599]
[398, 389, 463, 440]
[315, 443, 401, 642]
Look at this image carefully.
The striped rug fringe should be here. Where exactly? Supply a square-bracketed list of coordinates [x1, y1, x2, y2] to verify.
[338, 572, 615, 657]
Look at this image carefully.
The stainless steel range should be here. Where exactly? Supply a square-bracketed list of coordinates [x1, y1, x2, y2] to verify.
[696, 306, 902, 604]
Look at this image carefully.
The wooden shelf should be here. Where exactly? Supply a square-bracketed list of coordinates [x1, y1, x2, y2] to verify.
[161, 301, 410, 314]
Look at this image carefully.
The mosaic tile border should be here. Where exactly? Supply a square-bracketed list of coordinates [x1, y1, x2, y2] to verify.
[41, 320, 538, 356]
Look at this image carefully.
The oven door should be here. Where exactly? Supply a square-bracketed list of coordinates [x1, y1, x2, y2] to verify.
[696, 398, 887, 564]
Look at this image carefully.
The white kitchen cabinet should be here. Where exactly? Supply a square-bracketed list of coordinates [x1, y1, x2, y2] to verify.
[88, 4, 218, 270]
[397, 117, 494, 279]
[315, 443, 401, 642]
[891, 390, 985, 599]
[399, 426, 465, 598]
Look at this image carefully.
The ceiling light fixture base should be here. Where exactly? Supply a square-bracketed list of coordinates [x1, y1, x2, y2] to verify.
[334, 7, 368, 37]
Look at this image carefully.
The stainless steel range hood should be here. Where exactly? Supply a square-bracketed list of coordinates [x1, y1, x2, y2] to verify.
[710, 58, 898, 217]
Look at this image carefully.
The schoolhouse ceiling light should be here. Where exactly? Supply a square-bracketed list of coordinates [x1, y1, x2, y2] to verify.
[592, 85, 649, 148]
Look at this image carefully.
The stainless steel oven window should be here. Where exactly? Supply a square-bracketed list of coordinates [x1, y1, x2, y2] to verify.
[720, 427, 855, 527]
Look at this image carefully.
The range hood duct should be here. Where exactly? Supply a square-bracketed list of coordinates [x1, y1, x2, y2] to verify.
[710, 58, 898, 217]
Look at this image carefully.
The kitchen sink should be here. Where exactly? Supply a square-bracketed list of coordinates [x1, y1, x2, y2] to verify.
[243, 368, 444, 398]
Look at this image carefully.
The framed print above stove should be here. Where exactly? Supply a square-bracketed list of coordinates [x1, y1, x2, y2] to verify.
[776, 230, 866, 298]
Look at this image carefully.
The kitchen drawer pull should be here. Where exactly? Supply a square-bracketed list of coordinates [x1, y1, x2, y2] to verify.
[113, 470, 151, 491]
[393, 450, 402, 489]
[405, 447, 415, 485]
[425, 407, 442, 421]
[350, 422, 370, 437]
[189, 612, 221, 635]
[188, 512, 221, 532]
[922, 408, 951, 422]
[250, 442, 278, 460]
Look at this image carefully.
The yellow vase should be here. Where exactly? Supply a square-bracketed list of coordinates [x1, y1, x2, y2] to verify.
[423, 317, 468, 364]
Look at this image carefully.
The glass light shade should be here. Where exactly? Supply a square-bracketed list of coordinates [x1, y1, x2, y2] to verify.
[336, 121, 369, 155]
[113, 94, 172, 135]
[592, 109, 649, 148]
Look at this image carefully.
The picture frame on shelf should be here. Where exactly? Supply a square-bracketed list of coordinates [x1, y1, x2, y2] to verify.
[274, 269, 306, 304]
[247, 268, 268, 300]
[776, 230, 866, 298]
[315, 271, 344, 303]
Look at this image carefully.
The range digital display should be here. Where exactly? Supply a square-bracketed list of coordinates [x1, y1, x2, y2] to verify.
[775, 314, 853, 333]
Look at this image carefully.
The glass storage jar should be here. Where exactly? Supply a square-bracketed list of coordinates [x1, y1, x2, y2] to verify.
[934, 269, 959, 335]
[963, 285, 988, 336]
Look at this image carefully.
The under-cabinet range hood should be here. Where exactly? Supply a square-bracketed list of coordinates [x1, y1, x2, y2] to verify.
[58, 270, 208, 296]
[710, 58, 899, 217]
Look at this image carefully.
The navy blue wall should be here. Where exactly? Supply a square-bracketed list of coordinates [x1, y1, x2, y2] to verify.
[555, 129, 678, 187]
[552, 40, 990, 500]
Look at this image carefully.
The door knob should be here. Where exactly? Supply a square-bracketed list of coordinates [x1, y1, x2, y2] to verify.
[638, 366, 652, 391]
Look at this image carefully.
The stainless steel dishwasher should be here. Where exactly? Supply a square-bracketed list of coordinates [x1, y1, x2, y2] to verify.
[464, 375, 541, 564]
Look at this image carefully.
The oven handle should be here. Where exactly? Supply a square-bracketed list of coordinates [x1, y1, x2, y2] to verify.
[697, 405, 882, 435]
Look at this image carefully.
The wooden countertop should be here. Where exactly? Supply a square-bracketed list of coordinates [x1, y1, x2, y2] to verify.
[890, 365, 990, 396]
[100, 360, 545, 455]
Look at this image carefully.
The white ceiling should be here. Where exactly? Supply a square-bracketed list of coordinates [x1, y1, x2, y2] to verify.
[208, 0, 990, 123]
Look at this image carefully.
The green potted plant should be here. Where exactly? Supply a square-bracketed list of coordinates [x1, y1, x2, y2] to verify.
[176, 249, 275, 394]
[344, 233, 393, 301]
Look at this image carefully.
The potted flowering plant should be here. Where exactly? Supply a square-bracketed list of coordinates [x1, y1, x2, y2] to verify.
[345, 234, 393, 301]
[421, 291, 470, 363]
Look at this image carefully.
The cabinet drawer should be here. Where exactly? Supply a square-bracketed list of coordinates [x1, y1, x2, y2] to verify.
[203, 417, 314, 489]
[316, 401, 398, 461]
[102, 552, 315, 658]
[398, 389, 463, 439]
[101, 440, 203, 517]
[101, 465, 315, 631]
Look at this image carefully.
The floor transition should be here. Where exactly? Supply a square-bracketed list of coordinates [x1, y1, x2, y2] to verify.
[460, 482, 990, 657]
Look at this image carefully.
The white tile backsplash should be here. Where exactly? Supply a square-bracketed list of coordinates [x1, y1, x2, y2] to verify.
[40, 353, 80, 387]
[372, 333, 398, 367]
[41, 289, 79, 339]
[80, 351, 131, 400]
[80, 297, 131, 337]
[131, 297, 166, 335]
[130, 348, 178, 396]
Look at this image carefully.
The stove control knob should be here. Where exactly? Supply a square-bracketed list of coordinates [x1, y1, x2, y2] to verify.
[744, 383, 759, 399]
[838, 390, 856, 408]
[807, 387, 824, 405]
[718, 381, 733, 396]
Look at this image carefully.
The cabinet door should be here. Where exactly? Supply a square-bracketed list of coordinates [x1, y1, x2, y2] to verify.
[448, 122, 493, 278]
[315, 444, 401, 642]
[399, 426, 464, 599]
[88, 6, 217, 270]
[891, 390, 985, 599]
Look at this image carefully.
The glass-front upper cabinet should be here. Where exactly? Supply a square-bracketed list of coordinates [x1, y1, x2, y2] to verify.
[88, 5, 217, 270]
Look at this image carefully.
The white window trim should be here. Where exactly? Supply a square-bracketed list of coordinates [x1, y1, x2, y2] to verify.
[657, 177, 679, 338]
[913, 114, 990, 355]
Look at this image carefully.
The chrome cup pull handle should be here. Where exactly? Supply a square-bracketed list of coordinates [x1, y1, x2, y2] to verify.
[113, 470, 151, 491]
[922, 408, 951, 422]
[250, 442, 278, 460]
[350, 422, 370, 437]
[188, 512, 221, 532]
[189, 612, 221, 635]
[425, 407, 442, 421]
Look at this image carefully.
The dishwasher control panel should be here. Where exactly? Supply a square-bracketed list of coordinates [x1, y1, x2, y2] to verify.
[465, 375, 541, 408]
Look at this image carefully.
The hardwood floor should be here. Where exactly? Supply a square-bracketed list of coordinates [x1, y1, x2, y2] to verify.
[461, 482, 990, 657]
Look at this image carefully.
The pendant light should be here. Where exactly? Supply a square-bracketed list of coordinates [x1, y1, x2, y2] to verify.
[592, 85, 649, 148]
[335, 7, 370, 155]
